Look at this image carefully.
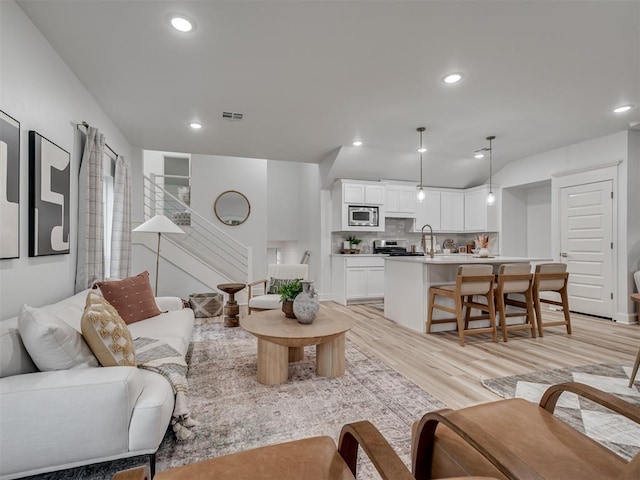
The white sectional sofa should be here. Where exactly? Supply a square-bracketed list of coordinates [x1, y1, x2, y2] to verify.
[0, 289, 195, 480]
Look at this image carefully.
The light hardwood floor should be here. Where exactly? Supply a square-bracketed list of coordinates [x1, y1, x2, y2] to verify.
[318, 302, 640, 409]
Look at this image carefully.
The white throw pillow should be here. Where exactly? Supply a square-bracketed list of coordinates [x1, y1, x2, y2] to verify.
[18, 305, 99, 371]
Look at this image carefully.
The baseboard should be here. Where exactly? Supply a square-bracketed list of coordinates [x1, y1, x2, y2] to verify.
[614, 312, 638, 325]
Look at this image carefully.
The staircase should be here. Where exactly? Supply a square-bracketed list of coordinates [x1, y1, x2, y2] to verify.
[138, 175, 252, 293]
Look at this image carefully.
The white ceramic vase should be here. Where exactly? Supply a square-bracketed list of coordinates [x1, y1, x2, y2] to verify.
[478, 248, 490, 257]
[293, 281, 319, 324]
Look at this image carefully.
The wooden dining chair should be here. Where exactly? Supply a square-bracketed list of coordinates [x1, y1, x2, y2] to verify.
[532, 263, 571, 336]
[495, 263, 536, 342]
[427, 265, 497, 347]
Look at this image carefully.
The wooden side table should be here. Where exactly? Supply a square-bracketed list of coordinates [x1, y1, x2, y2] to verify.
[217, 283, 246, 327]
[628, 293, 640, 387]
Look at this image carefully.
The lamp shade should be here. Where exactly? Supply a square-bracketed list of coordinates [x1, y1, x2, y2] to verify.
[133, 215, 185, 234]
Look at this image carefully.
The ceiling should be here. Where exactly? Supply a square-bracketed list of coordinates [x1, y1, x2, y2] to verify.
[17, 1, 640, 188]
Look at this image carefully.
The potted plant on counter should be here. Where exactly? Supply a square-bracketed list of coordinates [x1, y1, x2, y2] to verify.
[278, 279, 303, 318]
[345, 235, 362, 253]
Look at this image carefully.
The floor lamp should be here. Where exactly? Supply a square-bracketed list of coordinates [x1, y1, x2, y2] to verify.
[133, 214, 185, 295]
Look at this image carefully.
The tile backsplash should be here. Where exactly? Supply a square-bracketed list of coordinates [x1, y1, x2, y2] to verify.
[332, 218, 499, 254]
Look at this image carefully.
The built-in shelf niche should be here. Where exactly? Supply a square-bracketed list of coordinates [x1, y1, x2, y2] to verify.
[501, 180, 551, 258]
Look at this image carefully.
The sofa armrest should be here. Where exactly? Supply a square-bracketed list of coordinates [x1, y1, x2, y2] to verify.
[0, 367, 145, 476]
[155, 296, 184, 312]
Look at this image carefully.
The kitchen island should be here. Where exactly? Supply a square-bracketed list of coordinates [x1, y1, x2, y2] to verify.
[384, 255, 549, 334]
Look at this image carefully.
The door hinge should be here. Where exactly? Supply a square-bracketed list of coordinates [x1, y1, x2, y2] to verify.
[611, 292, 614, 300]
[611, 242, 613, 249]
[611, 191, 614, 199]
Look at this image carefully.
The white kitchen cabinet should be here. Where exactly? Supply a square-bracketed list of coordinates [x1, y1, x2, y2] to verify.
[414, 190, 441, 231]
[385, 184, 417, 217]
[343, 182, 385, 205]
[464, 185, 498, 232]
[332, 180, 386, 232]
[331, 255, 385, 305]
[440, 192, 464, 231]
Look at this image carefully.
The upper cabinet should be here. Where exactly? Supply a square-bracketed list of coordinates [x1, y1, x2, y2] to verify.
[464, 185, 498, 232]
[384, 183, 417, 218]
[331, 180, 386, 232]
[343, 182, 385, 205]
[414, 188, 464, 232]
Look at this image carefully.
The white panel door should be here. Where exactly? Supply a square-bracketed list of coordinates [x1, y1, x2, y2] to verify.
[560, 180, 613, 318]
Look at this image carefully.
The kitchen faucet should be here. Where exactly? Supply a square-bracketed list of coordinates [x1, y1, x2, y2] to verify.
[421, 224, 434, 258]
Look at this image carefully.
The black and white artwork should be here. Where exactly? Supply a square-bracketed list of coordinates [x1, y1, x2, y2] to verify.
[29, 131, 70, 256]
[0, 110, 20, 259]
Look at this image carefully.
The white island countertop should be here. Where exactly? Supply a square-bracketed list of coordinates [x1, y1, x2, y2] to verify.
[384, 255, 551, 334]
[384, 254, 550, 264]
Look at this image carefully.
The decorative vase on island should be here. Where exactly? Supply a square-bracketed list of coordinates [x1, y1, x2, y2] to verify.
[478, 248, 490, 258]
[282, 300, 296, 319]
[293, 281, 319, 324]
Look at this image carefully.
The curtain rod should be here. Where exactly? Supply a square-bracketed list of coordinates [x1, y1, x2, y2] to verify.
[76, 121, 119, 159]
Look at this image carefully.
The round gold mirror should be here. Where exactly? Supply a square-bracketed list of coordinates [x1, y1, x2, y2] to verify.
[213, 190, 251, 226]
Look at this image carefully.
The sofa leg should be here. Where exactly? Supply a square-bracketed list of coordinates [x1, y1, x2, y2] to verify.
[149, 453, 156, 478]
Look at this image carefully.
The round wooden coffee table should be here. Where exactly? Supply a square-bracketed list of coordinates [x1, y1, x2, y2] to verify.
[240, 307, 355, 385]
[217, 283, 246, 327]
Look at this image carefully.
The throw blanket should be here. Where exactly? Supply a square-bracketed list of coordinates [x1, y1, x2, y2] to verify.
[134, 337, 198, 441]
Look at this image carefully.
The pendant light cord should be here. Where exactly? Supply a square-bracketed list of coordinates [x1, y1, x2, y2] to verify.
[419, 129, 423, 188]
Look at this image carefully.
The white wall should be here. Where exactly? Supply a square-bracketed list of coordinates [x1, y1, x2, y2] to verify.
[267, 161, 299, 241]
[189, 154, 268, 283]
[0, 1, 133, 320]
[527, 185, 552, 259]
[494, 130, 636, 321]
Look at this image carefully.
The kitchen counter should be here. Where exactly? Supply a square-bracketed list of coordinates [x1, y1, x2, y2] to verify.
[330, 253, 386, 257]
[384, 256, 551, 334]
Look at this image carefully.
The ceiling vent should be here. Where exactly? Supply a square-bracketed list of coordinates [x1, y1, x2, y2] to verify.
[222, 112, 244, 120]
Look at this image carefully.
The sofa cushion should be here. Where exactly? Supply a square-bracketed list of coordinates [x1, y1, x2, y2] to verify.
[81, 293, 137, 367]
[96, 271, 161, 324]
[17, 305, 98, 371]
[127, 309, 195, 356]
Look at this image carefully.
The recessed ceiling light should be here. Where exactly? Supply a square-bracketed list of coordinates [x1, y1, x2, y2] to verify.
[418, 147, 427, 153]
[474, 152, 485, 159]
[352, 141, 363, 146]
[443, 73, 463, 84]
[171, 17, 193, 32]
[613, 104, 634, 113]
[189, 122, 202, 129]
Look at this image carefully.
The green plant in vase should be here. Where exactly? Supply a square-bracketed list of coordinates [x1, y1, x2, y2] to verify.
[346, 235, 362, 250]
[278, 280, 303, 318]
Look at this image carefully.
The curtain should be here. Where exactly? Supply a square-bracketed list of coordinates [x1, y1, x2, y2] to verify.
[110, 155, 132, 279]
[75, 126, 104, 292]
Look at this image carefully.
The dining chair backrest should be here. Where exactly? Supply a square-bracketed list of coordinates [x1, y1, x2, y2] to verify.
[457, 264, 494, 296]
[535, 263, 568, 291]
[498, 263, 532, 294]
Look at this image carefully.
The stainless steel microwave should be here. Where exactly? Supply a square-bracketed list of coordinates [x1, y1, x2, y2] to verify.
[348, 205, 379, 227]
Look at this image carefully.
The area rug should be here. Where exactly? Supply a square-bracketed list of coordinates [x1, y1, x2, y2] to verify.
[482, 363, 640, 461]
[25, 320, 444, 479]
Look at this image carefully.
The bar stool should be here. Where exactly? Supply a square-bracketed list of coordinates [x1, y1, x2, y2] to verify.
[495, 263, 536, 342]
[532, 263, 571, 337]
[427, 264, 497, 347]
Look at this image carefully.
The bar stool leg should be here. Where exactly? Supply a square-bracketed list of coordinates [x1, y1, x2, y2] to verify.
[525, 289, 537, 338]
[487, 288, 498, 343]
[426, 289, 436, 333]
[498, 291, 508, 343]
[560, 285, 572, 334]
[533, 285, 544, 337]
[629, 348, 640, 388]
[455, 295, 465, 347]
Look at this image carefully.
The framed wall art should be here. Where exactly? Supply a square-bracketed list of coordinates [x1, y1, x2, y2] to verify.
[29, 131, 70, 256]
[0, 110, 21, 259]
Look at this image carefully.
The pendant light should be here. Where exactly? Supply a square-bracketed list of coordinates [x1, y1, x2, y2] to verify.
[417, 127, 426, 203]
[486, 135, 496, 205]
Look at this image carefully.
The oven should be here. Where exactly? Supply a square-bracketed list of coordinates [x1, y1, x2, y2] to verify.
[348, 205, 379, 227]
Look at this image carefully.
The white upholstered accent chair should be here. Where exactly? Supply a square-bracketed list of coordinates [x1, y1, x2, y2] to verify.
[247, 264, 309, 314]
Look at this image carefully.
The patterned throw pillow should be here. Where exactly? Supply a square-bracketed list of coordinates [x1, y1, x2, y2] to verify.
[80, 292, 136, 367]
[96, 271, 161, 324]
[268, 278, 302, 294]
